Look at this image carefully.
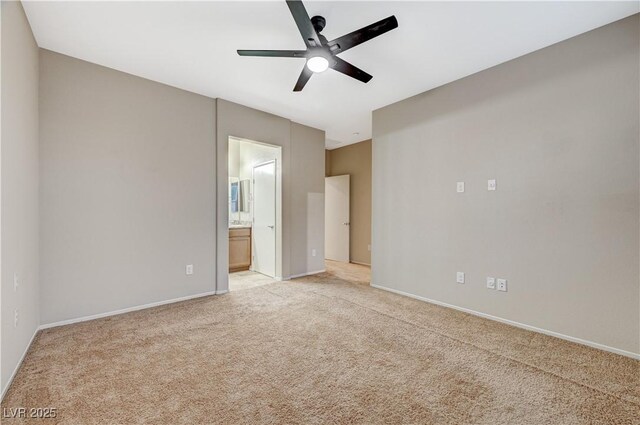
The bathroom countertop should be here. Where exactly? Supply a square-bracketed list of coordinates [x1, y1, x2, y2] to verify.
[229, 224, 252, 229]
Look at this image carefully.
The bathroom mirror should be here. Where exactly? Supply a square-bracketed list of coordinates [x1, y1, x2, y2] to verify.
[230, 180, 239, 213]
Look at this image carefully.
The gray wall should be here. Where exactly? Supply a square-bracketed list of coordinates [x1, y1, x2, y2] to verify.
[216, 99, 291, 287]
[39, 50, 217, 324]
[372, 15, 639, 355]
[215, 99, 325, 291]
[290, 122, 326, 277]
[39, 55, 325, 321]
[1, 1, 40, 394]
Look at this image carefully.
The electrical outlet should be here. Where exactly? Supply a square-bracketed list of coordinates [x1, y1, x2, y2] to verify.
[456, 272, 465, 284]
[14, 272, 19, 292]
[488, 179, 497, 191]
[497, 278, 507, 292]
[186, 264, 194, 275]
[312, 249, 317, 257]
[367, 244, 371, 252]
[456, 182, 465, 193]
[486, 277, 496, 289]
[14, 309, 19, 327]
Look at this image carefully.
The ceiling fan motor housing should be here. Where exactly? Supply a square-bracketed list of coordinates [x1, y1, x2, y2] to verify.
[311, 15, 326, 33]
[237, 1, 398, 91]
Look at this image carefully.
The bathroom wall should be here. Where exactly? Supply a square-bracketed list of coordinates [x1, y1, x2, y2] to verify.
[237, 140, 282, 224]
[228, 137, 282, 225]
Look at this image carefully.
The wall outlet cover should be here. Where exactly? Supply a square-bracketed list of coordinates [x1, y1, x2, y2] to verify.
[456, 272, 465, 284]
[488, 179, 497, 191]
[486, 277, 496, 289]
[497, 278, 507, 292]
[14, 272, 19, 291]
[456, 182, 465, 193]
[186, 264, 194, 275]
[312, 249, 317, 257]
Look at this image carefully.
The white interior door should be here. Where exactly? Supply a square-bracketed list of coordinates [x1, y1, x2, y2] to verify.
[252, 161, 276, 277]
[325, 175, 350, 262]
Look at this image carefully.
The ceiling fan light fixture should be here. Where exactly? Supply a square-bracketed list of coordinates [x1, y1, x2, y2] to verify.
[307, 56, 329, 73]
[237, 1, 398, 91]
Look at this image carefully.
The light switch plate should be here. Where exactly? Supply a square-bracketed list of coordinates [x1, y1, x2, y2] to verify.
[486, 277, 496, 289]
[456, 272, 465, 284]
[456, 182, 465, 193]
[14, 272, 19, 292]
[312, 249, 317, 257]
[186, 264, 194, 275]
[488, 179, 497, 191]
[497, 278, 507, 292]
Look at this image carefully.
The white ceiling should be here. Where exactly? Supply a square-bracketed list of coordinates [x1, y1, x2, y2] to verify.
[23, 1, 638, 148]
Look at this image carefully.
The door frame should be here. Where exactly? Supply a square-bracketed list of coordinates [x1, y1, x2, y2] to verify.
[251, 159, 277, 277]
[221, 136, 283, 291]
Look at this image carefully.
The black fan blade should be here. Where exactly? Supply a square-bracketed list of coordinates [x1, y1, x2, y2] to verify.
[330, 57, 372, 84]
[328, 16, 398, 54]
[237, 50, 307, 58]
[286, 0, 322, 48]
[293, 65, 313, 91]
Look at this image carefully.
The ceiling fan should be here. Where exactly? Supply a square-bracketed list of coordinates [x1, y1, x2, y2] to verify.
[237, 0, 398, 92]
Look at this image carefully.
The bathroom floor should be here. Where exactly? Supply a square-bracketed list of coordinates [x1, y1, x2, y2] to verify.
[229, 261, 370, 292]
[229, 270, 276, 291]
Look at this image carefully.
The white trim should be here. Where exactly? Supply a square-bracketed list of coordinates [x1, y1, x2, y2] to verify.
[2, 291, 222, 400]
[371, 284, 640, 360]
[39, 291, 217, 330]
[350, 261, 371, 267]
[287, 269, 326, 280]
[1, 327, 38, 402]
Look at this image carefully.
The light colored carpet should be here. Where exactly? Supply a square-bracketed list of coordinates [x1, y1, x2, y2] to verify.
[2, 262, 638, 424]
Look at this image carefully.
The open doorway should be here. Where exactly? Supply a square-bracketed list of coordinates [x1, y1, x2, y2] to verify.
[324, 140, 372, 284]
[228, 136, 282, 291]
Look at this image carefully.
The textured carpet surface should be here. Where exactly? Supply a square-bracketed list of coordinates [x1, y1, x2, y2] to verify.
[2, 262, 638, 424]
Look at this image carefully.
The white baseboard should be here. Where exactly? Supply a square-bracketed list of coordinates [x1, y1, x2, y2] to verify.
[1, 326, 39, 402]
[287, 269, 326, 280]
[40, 290, 217, 330]
[371, 284, 640, 360]
[2, 290, 221, 401]
[350, 261, 371, 266]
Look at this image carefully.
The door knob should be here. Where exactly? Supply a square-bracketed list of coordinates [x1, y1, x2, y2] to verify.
[343, 222, 350, 225]
[267, 225, 275, 229]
